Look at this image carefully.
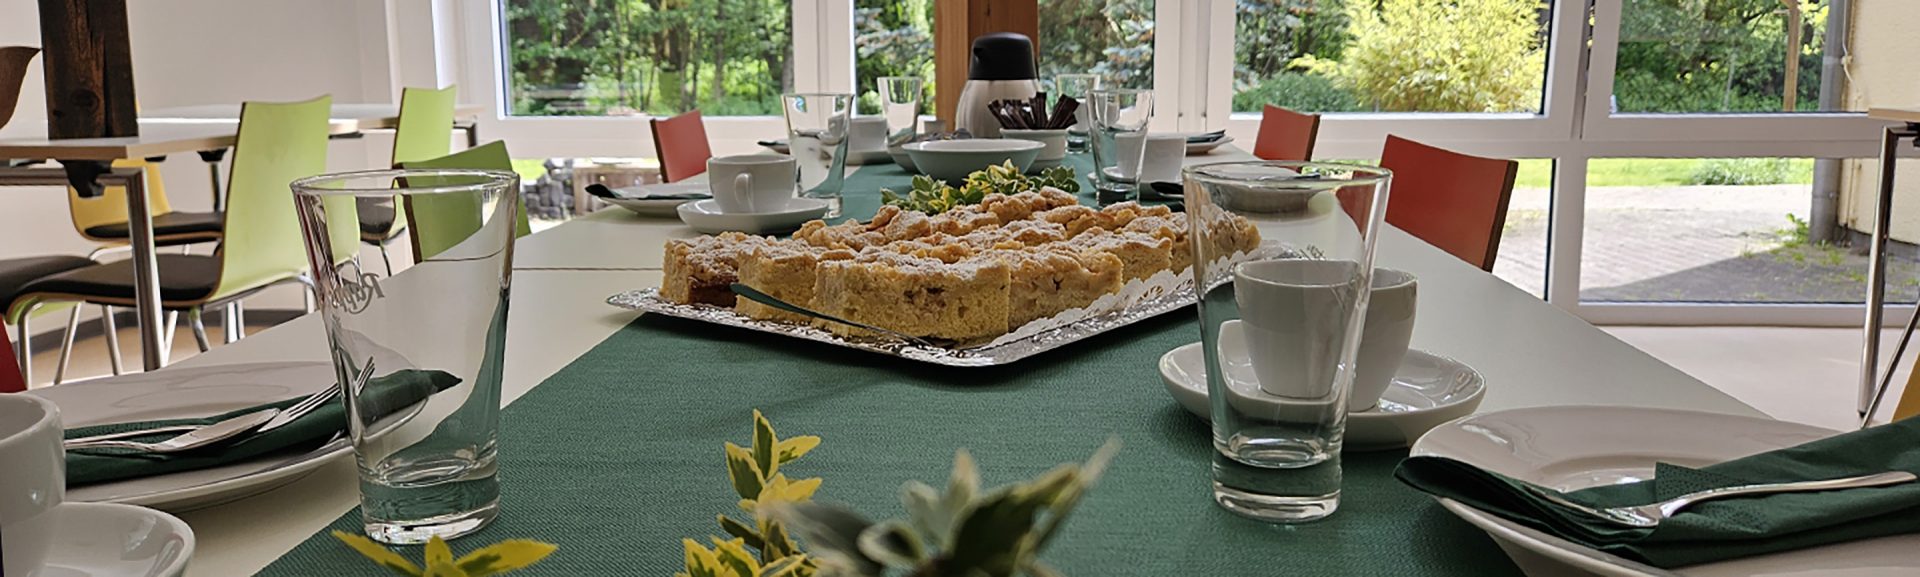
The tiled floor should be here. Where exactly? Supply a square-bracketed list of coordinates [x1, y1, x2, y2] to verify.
[21, 317, 1915, 431]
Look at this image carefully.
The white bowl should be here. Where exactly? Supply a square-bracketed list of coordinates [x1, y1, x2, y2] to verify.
[903, 139, 1044, 182]
[1000, 129, 1069, 171]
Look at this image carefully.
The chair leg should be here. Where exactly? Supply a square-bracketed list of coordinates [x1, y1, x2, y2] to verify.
[298, 275, 318, 314]
[53, 306, 80, 385]
[162, 310, 179, 349]
[101, 305, 123, 376]
[222, 302, 242, 344]
[188, 307, 211, 353]
[13, 316, 30, 386]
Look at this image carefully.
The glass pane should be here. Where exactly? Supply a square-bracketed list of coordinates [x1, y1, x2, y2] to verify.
[854, 1, 935, 115]
[500, 0, 794, 117]
[1495, 159, 1551, 298]
[1578, 158, 1914, 303]
[1613, 0, 1831, 113]
[1038, 0, 1155, 89]
[1231, 0, 1551, 113]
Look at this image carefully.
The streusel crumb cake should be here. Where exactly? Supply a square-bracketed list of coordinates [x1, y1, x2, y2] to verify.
[659, 192, 1261, 343]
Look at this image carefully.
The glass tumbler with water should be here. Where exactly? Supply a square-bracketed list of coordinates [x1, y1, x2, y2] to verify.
[1184, 161, 1391, 523]
[782, 93, 854, 219]
[1054, 73, 1101, 152]
[876, 76, 922, 149]
[1087, 88, 1153, 204]
[292, 169, 520, 544]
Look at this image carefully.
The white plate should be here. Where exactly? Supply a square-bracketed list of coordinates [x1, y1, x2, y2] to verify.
[30, 362, 347, 511]
[36, 502, 194, 577]
[1186, 135, 1235, 155]
[605, 182, 710, 217]
[676, 197, 830, 235]
[1412, 406, 1920, 577]
[1158, 330, 1484, 450]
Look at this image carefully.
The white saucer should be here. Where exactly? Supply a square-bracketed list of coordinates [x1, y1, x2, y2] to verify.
[1158, 333, 1484, 451]
[1186, 135, 1234, 155]
[676, 197, 831, 235]
[36, 502, 194, 577]
[1411, 407, 1918, 577]
[605, 182, 710, 217]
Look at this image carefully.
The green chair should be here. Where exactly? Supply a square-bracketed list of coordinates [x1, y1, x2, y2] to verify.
[363, 85, 458, 273]
[397, 141, 529, 261]
[10, 96, 354, 356]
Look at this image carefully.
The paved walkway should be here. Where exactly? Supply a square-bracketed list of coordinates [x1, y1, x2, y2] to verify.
[1491, 184, 1920, 303]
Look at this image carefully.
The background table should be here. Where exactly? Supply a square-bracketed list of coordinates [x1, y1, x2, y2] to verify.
[153, 150, 1757, 575]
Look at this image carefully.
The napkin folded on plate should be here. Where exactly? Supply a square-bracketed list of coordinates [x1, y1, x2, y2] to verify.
[1186, 130, 1226, 144]
[1396, 416, 1920, 568]
[64, 369, 461, 487]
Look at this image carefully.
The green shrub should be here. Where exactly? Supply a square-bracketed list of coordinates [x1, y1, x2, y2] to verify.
[1687, 158, 1797, 186]
[1297, 0, 1546, 113]
[1233, 72, 1364, 113]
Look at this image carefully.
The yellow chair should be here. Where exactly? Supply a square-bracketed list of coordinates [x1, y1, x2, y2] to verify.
[10, 96, 350, 356]
[363, 85, 458, 274]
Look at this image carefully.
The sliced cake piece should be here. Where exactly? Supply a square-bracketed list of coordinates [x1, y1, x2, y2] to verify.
[811, 251, 1011, 342]
[1121, 214, 1194, 274]
[734, 241, 854, 323]
[660, 232, 769, 306]
[969, 246, 1125, 328]
[1065, 228, 1175, 282]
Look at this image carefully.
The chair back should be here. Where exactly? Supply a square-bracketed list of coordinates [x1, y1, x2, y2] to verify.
[650, 110, 712, 183]
[399, 141, 529, 261]
[392, 85, 458, 165]
[1252, 104, 1321, 161]
[0, 46, 37, 131]
[0, 327, 23, 393]
[1379, 135, 1518, 272]
[1897, 366, 1920, 422]
[213, 96, 341, 300]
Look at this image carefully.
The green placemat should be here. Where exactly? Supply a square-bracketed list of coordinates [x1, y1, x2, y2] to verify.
[258, 316, 1518, 576]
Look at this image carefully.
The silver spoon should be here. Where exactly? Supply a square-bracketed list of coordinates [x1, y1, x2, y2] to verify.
[64, 408, 279, 454]
[1526, 470, 1917, 528]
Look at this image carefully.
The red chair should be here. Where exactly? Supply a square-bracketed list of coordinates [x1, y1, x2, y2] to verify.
[649, 110, 714, 183]
[1379, 135, 1518, 272]
[1, 327, 21, 393]
[1252, 104, 1321, 161]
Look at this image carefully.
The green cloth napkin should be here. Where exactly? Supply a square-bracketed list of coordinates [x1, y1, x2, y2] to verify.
[65, 369, 462, 487]
[1395, 416, 1920, 568]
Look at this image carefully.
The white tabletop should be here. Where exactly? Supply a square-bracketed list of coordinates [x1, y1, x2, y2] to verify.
[142, 103, 486, 132]
[65, 147, 1755, 575]
[0, 104, 483, 160]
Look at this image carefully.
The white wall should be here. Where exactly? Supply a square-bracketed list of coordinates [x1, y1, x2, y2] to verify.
[2, 0, 415, 337]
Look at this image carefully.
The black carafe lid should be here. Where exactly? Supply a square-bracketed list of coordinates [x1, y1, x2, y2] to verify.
[969, 32, 1037, 81]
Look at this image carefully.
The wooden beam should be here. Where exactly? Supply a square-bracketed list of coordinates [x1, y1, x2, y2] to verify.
[935, 0, 1039, 128]
[38, 0, 139, 139]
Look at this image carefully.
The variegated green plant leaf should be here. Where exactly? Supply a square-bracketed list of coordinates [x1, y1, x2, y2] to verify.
[767, 502, 883, 575]
[726, 442, 766, 501]
[761, 519, 800, 560]
[455, 539, 558, 577]
[855, 520, 926, 568]
[945, 449, 979, 519]
[752, 410, 779, 478]
[685, 538, 725, 577]
[422, 560, 467, 577]
[900, 480, 948, 549]
[711, 537, 762, 577]
[1028, 438, 1121, 553]
[946, 488, 1046, 577]
[718, 514, 765, 550]
[424, 536, 455, 569]
[757, 554, 810, 577]
[776, 436, 820, 464]
[331, 531, 424, 577]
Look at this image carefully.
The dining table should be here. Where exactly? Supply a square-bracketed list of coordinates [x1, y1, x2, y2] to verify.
[57, 145, 1772, 576]
[0, 103, 481, 372]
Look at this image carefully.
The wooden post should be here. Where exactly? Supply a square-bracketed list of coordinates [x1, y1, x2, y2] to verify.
[934, 0, 1039, 129]
[1782, 1, 1802, 112]
[38, 0, 139, 139]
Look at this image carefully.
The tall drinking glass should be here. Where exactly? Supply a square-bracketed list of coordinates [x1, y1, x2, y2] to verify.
[1055, 73, 1101, 152]
[782, 93, 854, 219]
[292, 169, 520, 544]
[876, 77, 922, 147]
[1184, 161, 1391, 523]
[1087, 88, 1153, 204]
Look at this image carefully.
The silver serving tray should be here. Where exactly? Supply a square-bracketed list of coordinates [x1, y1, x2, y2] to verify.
[606, 286, 1197, 366]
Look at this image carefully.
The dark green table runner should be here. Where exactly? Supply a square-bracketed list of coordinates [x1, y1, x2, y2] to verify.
[258, 161, 1520, 575]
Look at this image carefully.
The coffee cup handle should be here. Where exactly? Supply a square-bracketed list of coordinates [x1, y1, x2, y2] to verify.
[734, 173, 754, 212]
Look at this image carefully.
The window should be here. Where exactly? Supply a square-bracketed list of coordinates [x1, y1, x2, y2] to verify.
[1495, 160, 1552, 298]
[1613, 0, 1828, 114]
[500, 0, 794, 116]
[854, 0, 934, 114]
[1038, 0, 1155, 89]
[1230, 0, 1552, 114]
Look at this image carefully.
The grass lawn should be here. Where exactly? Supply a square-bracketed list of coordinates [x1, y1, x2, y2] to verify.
[1513, 158, 1814, 189]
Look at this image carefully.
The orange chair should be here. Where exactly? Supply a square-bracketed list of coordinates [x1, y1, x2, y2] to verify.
[1379, 135, 1518, 272]
[1252, 104, 1321, 161]
[649, 110, 713, 183]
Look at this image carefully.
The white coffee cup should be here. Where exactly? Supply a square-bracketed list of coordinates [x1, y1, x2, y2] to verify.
[1232, 259, 1367, 400]
[1352, 269, 1417, 411]
[1115, 133, 1185, 183]
[1, 394, 64, 577]
[708, 154, 798, 214]
[848, 117, 888, 152]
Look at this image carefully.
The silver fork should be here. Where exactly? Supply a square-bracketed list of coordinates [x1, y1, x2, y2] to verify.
[1526, 470, 1917, 528]
[63, 408, 279, 454]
